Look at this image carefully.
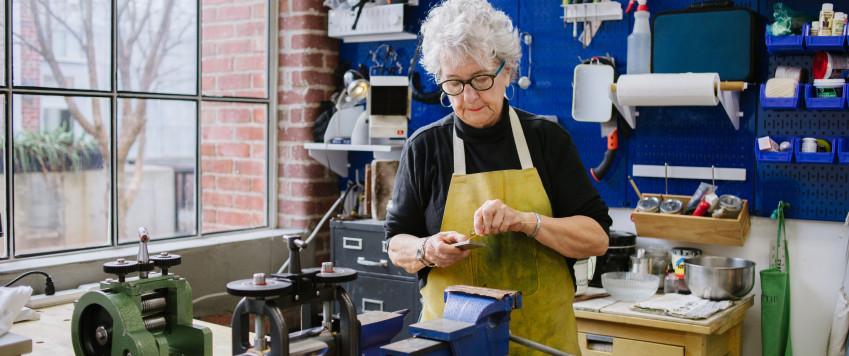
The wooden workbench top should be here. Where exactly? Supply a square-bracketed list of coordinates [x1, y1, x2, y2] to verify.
[574, 290, 755, 335]
[10, 303, 234, 355]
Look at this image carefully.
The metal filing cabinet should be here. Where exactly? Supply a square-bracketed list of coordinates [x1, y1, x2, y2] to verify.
[330, 219, 420, 341]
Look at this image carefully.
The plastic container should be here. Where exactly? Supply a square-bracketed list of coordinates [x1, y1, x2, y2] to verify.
[755, 136, 796, 163]
[626, 1, 651, 74]
[839, 138, 849, 164]
[813, 51, 849, 80]
[601, 272, 659, 302]
[795, 136, 838, 164]
[765, 23, 808, 55]
[805, 22, 848, 52]
[814, 79, 846, 98]
[805, 83, 848, 110]
[760, 83, 804, 110]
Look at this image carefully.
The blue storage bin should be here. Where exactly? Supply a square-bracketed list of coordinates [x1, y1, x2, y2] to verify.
[795, 137, 838, 164]
[760, 83, 803, 110]
[766, 23, 808, 55]
[839, 138, 849, 164]
[805, 22, 849, 53]
[804, 84, 848, 110]
[755, 136, 795, 163]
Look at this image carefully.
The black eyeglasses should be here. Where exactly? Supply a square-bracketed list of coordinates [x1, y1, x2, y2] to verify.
[437, 61, 505, 96]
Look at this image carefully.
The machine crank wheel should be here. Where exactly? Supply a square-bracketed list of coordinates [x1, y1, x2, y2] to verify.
[78, 304, 113, 356]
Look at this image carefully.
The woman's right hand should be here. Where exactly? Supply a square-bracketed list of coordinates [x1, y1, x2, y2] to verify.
[424, 231, 471, 267]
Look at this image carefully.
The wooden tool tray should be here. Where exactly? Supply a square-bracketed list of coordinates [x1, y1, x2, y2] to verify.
[631, 194, 750, 246]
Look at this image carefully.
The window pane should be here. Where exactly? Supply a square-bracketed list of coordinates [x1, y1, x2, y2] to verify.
[117, 99, 196, 243]
[201, 0, 268, 98]
[12, 0, 111, 90]
[117, 0, 197, 95]
[0, 96, 6, 258]
[1, 4, 5, 87]
[201, 101, 267, 233]
[12, 95, 109, 255]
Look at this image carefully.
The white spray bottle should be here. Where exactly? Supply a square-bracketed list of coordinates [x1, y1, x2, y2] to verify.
[626, 0, 651, 74]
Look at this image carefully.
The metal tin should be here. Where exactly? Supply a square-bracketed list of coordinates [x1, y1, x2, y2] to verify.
[659, 198, 683, 214]
[715, 194, 743, 219]
[636, 196, 660, 213]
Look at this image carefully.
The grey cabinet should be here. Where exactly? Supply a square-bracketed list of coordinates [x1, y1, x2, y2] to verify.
[330, 219, 420, 341]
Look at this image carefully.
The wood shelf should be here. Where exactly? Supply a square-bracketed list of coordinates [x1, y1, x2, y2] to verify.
[304, 142, 404, 178]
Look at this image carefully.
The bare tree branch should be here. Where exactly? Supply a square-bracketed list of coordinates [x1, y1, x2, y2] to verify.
[32, 0, 85, 46]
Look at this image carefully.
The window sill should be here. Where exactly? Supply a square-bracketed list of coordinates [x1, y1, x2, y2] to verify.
[0, 228, 304, 274]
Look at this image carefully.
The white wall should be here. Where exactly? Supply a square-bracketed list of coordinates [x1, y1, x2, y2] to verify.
[609, 207, 848, 356]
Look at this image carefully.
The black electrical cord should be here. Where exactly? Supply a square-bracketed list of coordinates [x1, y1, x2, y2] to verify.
[3, 270, 55, 295]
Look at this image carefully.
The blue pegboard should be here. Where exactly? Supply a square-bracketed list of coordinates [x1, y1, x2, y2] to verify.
[336, 0, 849, 223]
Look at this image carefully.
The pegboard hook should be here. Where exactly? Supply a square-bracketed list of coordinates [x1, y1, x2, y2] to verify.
[711, 165, 716, 186]
[664, 162, 668, 196]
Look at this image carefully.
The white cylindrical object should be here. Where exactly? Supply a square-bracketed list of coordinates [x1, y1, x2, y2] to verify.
[616, 73, 720, 106]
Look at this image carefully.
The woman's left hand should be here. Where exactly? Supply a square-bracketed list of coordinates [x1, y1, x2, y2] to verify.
[473, 199, 531, 236]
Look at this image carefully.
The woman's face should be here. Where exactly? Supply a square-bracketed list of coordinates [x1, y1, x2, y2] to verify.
[439, 57, 510, 129]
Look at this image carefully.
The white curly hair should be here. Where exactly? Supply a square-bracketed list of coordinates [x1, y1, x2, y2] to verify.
[419, 0, 522, 82]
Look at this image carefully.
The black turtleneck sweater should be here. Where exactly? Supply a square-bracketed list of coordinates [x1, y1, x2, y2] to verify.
[385, 102, 612, 289]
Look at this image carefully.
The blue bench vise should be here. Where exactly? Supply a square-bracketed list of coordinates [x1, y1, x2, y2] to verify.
[379, 286, 520, 356]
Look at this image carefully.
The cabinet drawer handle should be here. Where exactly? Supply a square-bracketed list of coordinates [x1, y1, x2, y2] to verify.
[382, 240, 389, 253]
[362, 298, 384, 312]
[357, 257, 388, 267]
[343, 237, 362, 250]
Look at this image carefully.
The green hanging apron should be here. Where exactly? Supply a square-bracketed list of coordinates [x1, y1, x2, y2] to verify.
[419, 107, 580, 356]
[761, 201, 792, 356]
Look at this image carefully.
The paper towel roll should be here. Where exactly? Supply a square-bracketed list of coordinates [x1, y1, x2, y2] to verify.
[617, 73, 720, 106]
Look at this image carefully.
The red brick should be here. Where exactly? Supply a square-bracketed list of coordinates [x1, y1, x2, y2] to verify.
[279, 126, 312, 142]
[236, 22, 266, 37]
[251, 73, 266, 89]
[253, 4, 267, 19]
[202, 158, 234, 173]
[203, 24, 234, 40]
[202, 0, 231, 5]
[236, 56, 265, 71]
[218, 211, 253, 226]
[219, 40, 251, 55]
[251, 143, 266, 159]
[252, 212, 266, 226]
[203, 57, 233, 72]
[291, 70, 333, 87]
[280, 14, 324, 31]
[323, 54, 338, 68]
[253, 108, 266, 123]
[279, 53, 323, 67]
[219, 74, 251, 89]
[217, 5, 252, 21]
[236, 126, 265, 141]
[202, 8, 217, 22]
[235, 195, 265, 210]
[201, 76, 216, 92]
[219, 108, 252, 123]
[291, 34, 335, 51]
[201, 175, 216, 188]
[201, 143, 216, 156]
[282, 163, 326, 179]
[252, 177, 266, 192]
[202, 43, 216, 57]
[202, 125, 233, 140]
[217, 176, 252, 191]
[218, 143, 251, 157]
[202, 191, 234, 206]
[235, 160, 264, 175]
[292, 0, 322, 12]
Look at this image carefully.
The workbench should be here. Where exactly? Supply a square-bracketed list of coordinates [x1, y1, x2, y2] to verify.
[574, 292, 754, 356]
[9, 303, 234, 355]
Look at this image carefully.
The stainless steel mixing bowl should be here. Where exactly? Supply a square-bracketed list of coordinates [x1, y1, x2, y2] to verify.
[684, 256, 755, 300]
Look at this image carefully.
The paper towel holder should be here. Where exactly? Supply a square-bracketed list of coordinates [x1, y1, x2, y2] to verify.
[608, 78, 748, 130]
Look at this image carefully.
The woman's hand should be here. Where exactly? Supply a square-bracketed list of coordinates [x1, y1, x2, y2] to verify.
[424, 231, 471, 267]
[473, 199, 534, 236]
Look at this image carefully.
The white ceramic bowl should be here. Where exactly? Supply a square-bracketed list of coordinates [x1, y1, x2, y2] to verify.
[601, 272, 660, 302]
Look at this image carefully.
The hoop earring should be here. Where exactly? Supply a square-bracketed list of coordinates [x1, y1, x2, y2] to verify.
[440, 92, 452, 108]
[504, 84, 515, 100]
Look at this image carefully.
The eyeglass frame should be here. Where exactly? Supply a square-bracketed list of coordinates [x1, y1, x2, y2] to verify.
[437, 60, 506, 96]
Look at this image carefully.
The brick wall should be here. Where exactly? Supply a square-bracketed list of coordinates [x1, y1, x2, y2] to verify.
[19, 1, 41, 130]
[277, 0, 339, 263]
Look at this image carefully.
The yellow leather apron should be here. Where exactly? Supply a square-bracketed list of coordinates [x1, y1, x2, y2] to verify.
[420, 107, 580, 355]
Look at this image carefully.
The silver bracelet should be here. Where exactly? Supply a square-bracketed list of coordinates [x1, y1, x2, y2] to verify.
[528, 212, 541, 239]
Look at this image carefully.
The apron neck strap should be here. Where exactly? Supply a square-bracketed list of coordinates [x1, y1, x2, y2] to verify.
[453, 106, 533, 175]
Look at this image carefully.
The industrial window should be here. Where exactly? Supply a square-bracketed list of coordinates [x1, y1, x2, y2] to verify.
[2, 0, 274, 258]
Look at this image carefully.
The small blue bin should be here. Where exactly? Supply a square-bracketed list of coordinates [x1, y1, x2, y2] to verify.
[755, 136, 795, 163]
[805, 22, 848, 53]
[760, 83, 803, 110]
[804, 84, 848, 110]
[838, 138, 849, 165]
[795, 137, 838, 164]
[766, 23, 808, 55]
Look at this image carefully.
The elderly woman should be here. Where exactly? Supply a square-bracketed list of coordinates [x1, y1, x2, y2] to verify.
[385, 0, 611, 354]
